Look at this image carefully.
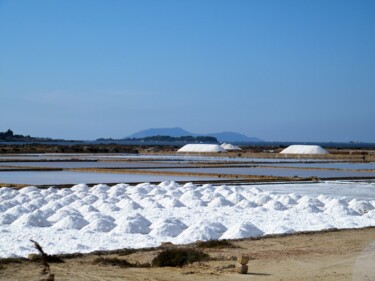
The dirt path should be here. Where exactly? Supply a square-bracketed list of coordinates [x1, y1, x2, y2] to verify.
[1, 227, 374, 281]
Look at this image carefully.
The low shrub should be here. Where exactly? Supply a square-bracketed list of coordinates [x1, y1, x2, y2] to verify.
[93, 257, 151, 268]
[197, 239, 236, 249]
[152, 248, 209, 267]
[93, 257, 133, 268]
[0, 258, 24, 264]
[0, 258, 24, 271]
[117, 249, 137, 256]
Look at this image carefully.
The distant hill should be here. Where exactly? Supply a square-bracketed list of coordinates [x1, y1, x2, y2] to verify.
[128, 127, 191, 138]
[207, 132, 263, 143]
[127, 127, 263, 143]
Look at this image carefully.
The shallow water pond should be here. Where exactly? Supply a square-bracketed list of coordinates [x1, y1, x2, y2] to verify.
[261, 162, 375, 170]
[0, 161, 183, 169]
[0, 171, 220, 185]
[150, 167, 375, 179]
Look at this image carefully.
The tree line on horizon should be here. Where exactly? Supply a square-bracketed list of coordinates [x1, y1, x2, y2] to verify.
[0, 129, 54, 142]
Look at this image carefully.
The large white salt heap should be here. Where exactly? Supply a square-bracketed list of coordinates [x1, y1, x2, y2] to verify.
[178, 144, 227, 153]
[220, 143, 242, 151]
[280, 145, 329, 155]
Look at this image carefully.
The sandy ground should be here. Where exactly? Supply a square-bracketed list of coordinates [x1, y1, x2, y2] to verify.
[1, 227, 374, 281]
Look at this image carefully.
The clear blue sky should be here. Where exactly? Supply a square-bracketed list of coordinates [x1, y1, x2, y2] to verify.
[1, 0, 374, 142]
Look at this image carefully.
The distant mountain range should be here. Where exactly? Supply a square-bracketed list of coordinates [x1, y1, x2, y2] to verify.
[127, 127, 264, 143]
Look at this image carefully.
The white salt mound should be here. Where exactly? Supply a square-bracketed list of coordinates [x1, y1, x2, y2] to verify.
[178, 221, 227, 242]
[348, 199, 374, 214]
[295, 201, 322, 213]
[325, 198, 348, 209]
[324, 204, 359, 216]
[227, 193, 247, 204]
[180, 190, 202, 202]
[158, 181, 175, 189]
[265, 225, 295, 235]
[116, 198, 142, 210]
[253, 194, 272, 206]
[97, 203, 121, 213]
[197, 183, 215, 192]
[220, 143, 241, 151]
[159, 198, 186, 208]
[0, 213, 16, 225]
[116, 214, 151, 234]
[12, 211, 51, 227]
[289, 193, 302, 201]
[200, 191, 221, 202]
[235, 200, 258, 208]
[277, 195, 297, 206]
[149, 218, 187, 237]
[48, 209, 83, 223]
[18, 186, 39, 194]
[317, 194, 333, 204]
[139, 198, 163, 209]
[0, 187, 18, 200]
[82, 218, 117, 233]
[280, 145, 329, 154]
[264, 200, 287, 211]
[178, 144, 227, 153]
[364, 210, 375, 219]
[79, 204, 99, 214]
[215, 185, 233, 196]
[208, 197, 234, 207]
[53, 215, 89, 230]
[182, 199, 206, 208]
[4, 206, 29, 218]
[85, 213, 115, 223]
[298, 196, 324, 207]
[39, 201, 63, 212]
[220, 222, 264, 239]
[81, 195, 99, 204]
[148, 188, 167, 196]
[71, 184, 89, 191]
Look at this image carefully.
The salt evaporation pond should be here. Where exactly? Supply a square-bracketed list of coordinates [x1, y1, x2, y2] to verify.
[0, 161, 183, 169]
[261, 162, 375, 170]
[0, 171, 219, 185]
[254, 181, 375, 200]
[0, 181, 374, 258]
[150, 167, 375, 178]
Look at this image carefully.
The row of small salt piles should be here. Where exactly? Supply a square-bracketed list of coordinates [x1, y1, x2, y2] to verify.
[1, 182, 374, 242]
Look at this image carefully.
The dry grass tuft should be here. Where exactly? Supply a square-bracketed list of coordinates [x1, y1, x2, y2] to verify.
[93, 257, 132, 267]
[152, 248, 209, 267]
[0, 257, 24, 264]
[93, 257, 150, 268]
[117, 249, 137, 256]
[0, 257, 24, 271]
[197, 239, 236, 249]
